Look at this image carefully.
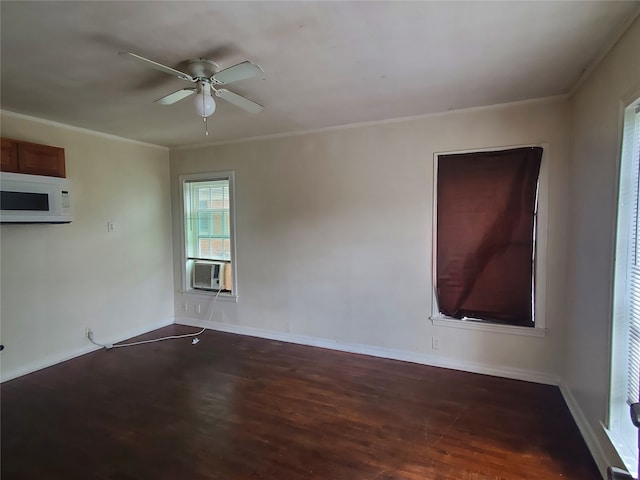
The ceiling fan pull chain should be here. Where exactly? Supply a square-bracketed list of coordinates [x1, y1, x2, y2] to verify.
[204, 117, 209, 136]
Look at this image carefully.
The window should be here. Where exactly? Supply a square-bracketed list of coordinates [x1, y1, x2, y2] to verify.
[609, 98, 640, 474]
[431, 145, 547, 334]
[181, 172, 236, 297]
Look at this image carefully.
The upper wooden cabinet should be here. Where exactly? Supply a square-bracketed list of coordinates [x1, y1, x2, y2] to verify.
[1, 139, 19, 173]
[0, 138, 66, 178]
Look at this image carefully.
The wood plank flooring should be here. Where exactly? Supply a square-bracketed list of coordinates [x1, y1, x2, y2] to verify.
[2, 325, 600, 480]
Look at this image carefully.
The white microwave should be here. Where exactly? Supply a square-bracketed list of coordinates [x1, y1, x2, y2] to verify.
[0, 172, 72, 223]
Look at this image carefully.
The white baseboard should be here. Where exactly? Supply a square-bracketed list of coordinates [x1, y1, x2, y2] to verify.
[559, 381, 609, 480]
[1, 317, 175, 383]
[175, 317, 559, 385]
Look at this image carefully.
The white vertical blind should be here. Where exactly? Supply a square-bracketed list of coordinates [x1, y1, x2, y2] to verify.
[624, 105, 640, 405]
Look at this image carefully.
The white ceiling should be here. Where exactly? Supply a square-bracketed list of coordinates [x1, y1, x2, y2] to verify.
[1, 1, 638, 148]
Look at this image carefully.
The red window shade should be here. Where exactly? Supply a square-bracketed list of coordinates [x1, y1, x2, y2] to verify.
[436, 147, 543, 326]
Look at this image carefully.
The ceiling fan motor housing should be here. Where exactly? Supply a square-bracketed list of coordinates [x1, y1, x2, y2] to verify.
[187, 59, 220, 80]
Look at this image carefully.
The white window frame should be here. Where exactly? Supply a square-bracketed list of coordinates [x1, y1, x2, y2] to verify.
[607, 95, 640, 476]
[179, 171, 238, 301]
[429, 143, 549, 337]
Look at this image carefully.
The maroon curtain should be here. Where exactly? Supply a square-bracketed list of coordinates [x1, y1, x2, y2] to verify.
[436, 147, 542, 326]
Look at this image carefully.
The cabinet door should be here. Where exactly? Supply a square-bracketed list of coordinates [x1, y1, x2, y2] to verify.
[17, 142, 66, 177]
[1, 138, 20, 173]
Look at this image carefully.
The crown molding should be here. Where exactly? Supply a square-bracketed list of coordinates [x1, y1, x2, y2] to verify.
[171, 95, 569, 151]
[0, 110, 168, 151]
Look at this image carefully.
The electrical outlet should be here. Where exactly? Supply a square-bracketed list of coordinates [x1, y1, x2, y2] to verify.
[181, 302, 188, 312]
[86, 328, 94, 341]
[432, 337, 441, 350]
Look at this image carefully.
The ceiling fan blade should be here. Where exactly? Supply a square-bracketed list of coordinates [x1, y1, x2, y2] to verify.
[156, 88, 196, 105]
[119, 52, 195, 82]
[211, 61, 263, 85]
[215, 89, 264, 113]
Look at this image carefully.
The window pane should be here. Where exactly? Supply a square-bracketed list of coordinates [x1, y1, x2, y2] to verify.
[624, 109, 640, 404]
[185, 179, 231, 261]
[210, 212, 224, 235]
[198, 214, 211, 235]
[609, 100, 640, 474]
[198, 238, 230, 260]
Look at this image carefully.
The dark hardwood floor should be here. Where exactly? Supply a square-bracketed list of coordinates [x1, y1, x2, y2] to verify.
[2, 324, 600, 480]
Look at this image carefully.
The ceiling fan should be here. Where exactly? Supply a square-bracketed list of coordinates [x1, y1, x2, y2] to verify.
[120, 52, 264, 134]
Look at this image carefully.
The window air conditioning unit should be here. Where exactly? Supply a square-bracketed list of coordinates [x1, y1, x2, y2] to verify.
[193, 262, 225, 290]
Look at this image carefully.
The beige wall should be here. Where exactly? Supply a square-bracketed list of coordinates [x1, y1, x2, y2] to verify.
[171, 98, 570, 382]
[0, 113, 174, 380]
[565, 17, 640, 473]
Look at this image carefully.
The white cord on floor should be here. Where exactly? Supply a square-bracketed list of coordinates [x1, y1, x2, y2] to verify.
[88, 288, 223, 349]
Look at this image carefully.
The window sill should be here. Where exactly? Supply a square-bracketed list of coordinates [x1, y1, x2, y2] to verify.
[180, 289, 238, 303]
[603, 422, 639, 478]
[430, 316, 546, 337]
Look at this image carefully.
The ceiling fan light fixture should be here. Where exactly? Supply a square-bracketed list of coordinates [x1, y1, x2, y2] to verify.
[194, 90, 216, 117]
